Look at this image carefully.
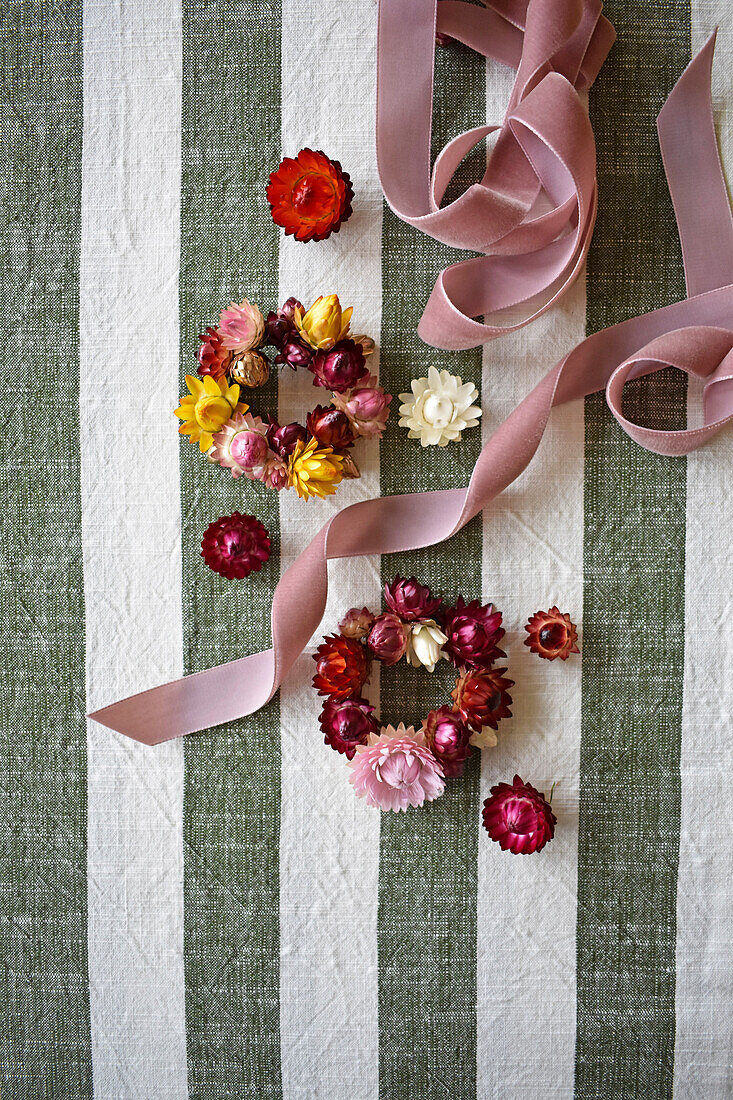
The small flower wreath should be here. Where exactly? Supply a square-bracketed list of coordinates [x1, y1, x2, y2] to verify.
[175, 293, 391, 502]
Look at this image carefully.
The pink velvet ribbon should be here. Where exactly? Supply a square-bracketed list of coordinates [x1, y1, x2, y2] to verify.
[90, 30, 733, 746]
[376, 0, 615, 350]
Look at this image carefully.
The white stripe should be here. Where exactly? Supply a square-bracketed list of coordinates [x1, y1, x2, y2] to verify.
[675, 6, 733, 1093]
[477, 64, 587, 1098]
[278, 3, 381, 1095]
[80, 1, 187, 1096]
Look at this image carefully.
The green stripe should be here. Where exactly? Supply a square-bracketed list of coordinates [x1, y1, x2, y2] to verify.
[0, 2, 92, 1097]
[180, 2, 282, 1096]
[576, 3, 690, 1096]
[377, 43, 484, 1100]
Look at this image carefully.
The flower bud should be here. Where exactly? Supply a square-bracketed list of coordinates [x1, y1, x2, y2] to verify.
[367, 612, 409, 665]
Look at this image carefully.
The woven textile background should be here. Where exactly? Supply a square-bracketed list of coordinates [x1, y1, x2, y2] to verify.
[1, 0, 732, 1097]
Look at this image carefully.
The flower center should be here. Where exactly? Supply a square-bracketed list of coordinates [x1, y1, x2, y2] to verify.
[291, 173, 336, 216]
[195, 395, 232, 431]
[422, 393, 455, 427]
[230, 430, 267, 468]
[505, 796, 536, 835]
[539, 622, 567, 650]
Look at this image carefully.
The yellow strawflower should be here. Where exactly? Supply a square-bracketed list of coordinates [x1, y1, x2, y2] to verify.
[175, 374, 248, 453]
[288, 437, 344, 501]
[294, 294, 353, 351]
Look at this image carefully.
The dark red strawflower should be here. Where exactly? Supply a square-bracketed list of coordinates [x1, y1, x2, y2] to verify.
[451, 667, 514, 732]
[266, 419, 308, 458]
[200, 512, 270, 580]
[482, 775, 557, 854]
[309, 339, 367, 393]
[265, 296, 303, 349]
[367, 612, 409, 665]
[267, 148, 354, 243]
[307, 405, 355, 449]
[312, 633, 370, 699]
[384, 575, 442, 621]
[197, 326, 232, 381]
[524, 607, 579, 660]
[423, 705, 472, 778]
[275, 335, 314, 370]
[442, 597, 506, 670]
[319, 696, 378, 759]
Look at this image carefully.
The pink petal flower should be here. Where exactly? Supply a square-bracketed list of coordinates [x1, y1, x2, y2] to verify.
[348, 724, 445, 812]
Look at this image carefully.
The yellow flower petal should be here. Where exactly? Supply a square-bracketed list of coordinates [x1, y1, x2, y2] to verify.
[202, 374, 221, 396]
[185, 375, 204, 398]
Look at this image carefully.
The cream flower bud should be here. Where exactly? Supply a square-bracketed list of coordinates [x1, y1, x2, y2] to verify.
[399, 366, 481, 447]
[405, 620, 448, 673]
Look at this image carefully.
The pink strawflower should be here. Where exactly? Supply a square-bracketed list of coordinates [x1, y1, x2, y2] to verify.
[348, 724, 445, 812]
[384, 574, 442, 621]
[319, 696, 378, 759]
[331, 373, 392, 438]
[200, 512, 271, 580]
[339, 607, 376, 640]
[422, 705, 472, 778]
[367, 612, 409, 665]
[482, 775, 557, 854]
[442, 597, 506, 670]
[218, 298, 265, 353]
[209, 412, 272, 481]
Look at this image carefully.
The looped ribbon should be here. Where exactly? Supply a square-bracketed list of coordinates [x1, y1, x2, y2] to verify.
[376, 0, 616, 350]
[91, 30, 733, 745]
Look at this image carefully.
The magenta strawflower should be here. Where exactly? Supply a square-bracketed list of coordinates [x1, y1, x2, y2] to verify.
[309, 339, 367, 393]
[384, 575, 442, 622]
[319, 696, 378, 759]
[482, 775, 557, 854]
[331, 373, 392, 439]
[348, 724, 445, 811]
[422, 705, 472, 778]
[266, 419, 308, 459]
[442, 597, 506, 669]
[265, 296, 303, 350]
[200, 513, 271, 580]
[367, 612, 409, 665]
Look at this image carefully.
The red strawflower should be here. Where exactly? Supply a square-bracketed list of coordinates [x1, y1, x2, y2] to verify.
[266, 419, 308, 458]
[200, 512, 270, 580]
[524, 607, 579, 661]
[264, 296, 303, 350]
[197, 326, 232, 381]
[422, 705, 472, 778]
[267, 148, 354, 243]
[306, 405, 355, 449]
[319, 696, 378, 759]
[482, 775, 557, 854]
[384, 575, 442, 621]
[367, 612, 409, 665]
[313, 633, 370, 699]
[451, 667, 514, 732]
[441, 597, 506, 670]
[309, 339, 367, 393]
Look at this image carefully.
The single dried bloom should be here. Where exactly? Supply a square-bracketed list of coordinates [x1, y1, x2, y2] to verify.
[367, 612, 410, 665]
[267, 148, 354, 243]
[275, 335, 314, 370]
[266, 419, 308, 459]
[405, 621, 447, 673]
[175, 375, 248, 453]
[399, 366, 481, 447]
[442, 597, 506, 670]
[338, 607, 376, 640]
[197, 326, 232, 381]
[306, 405, 355, 449]
[294, 294, 353, 351]
[422, 706, 473, 779]
[287, 437, 344, 501]
[265, 296, 303, 349]
[312, 633, 370, 699]
[319, 696, 378, 759]
[524, 607, 580, 661]
[348, 724, 445, 812]
[209, 411, 271, 481]
[384, 575, 442, 621]
[451, 667, 514, 732]
[331, 373, 392, 439]
[200, 512, 270, 580]
[482, 775, 557, 854]
[339, 451, 361, 480]
[309, 339, 367, 394]
[217, 298, 265, 353]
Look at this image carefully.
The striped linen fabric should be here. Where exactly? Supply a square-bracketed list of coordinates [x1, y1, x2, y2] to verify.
[1, 0, 732, 1097]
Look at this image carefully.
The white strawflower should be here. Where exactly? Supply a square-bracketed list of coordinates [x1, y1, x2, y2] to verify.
[405, 620, 448, 673]
[398, 366, 482, 447]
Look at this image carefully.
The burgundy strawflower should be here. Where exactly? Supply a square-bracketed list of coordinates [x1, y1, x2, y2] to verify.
[197, 326, 232, 381]
[338, 607, 376, 640]
[275, 334, 314, 370]
[482, 775, 557, 854]
[265, 296, 303, 349]
[384, 575, 442, 622]
[200, 512, 270, 580]
[451, 667, 514, 732]
[309, 339, 367, 393]
[442, 597, 506, 670]
[524, 607, 579, 661]
[422, 705, 472, 778]
[306, 405, 355, 449]
[319, 696, 378, 759]
[367, 612, 409, 665]
[266, 419, 308, 458]
[313, 633, 370, 699]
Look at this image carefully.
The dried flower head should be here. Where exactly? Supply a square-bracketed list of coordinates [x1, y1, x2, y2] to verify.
[348, 724, 445, 812]
[399, 366, 481, 447]
[482, 775, 557, 854]
[524, 607, 579, 661]
[267, 148, 354, 243]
